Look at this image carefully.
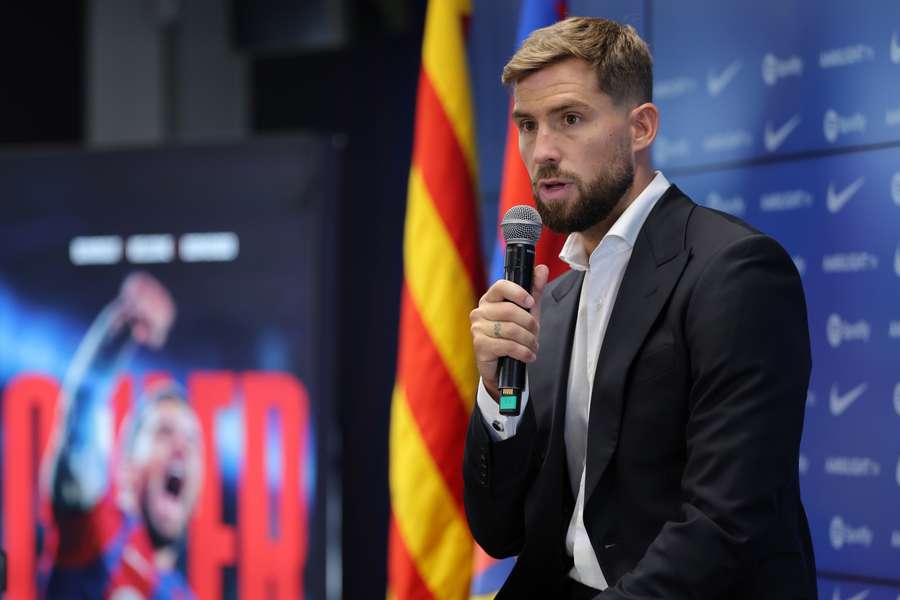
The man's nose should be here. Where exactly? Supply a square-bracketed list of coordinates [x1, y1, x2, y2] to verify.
[532, 127, 561, 165]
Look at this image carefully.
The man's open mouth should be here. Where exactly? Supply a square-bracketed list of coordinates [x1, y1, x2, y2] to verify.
[164, 463, 185, 497]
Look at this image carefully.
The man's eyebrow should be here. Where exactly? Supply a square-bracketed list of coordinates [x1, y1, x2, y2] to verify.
[511, 101, 592, 121]
[547, 101, 592, 116]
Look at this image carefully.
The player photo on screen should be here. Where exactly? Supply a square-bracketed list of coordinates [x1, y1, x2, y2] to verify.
[0, 138, 338, 599]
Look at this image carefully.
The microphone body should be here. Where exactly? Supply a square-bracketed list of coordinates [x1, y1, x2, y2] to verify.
[497, 241, 535, 415]
[496, 205, 542, 416]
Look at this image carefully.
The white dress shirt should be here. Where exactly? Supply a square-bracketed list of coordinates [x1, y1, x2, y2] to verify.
[477, 172, 671, 590]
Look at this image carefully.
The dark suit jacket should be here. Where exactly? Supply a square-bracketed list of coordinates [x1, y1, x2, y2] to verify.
[463, 186, 817, 599]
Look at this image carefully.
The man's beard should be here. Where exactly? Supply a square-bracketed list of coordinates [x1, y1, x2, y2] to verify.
[532, 147, 635, 234]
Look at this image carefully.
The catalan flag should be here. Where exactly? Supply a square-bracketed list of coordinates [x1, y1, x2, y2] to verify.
[387, 0, 484, 599]
[471, 2, 568, 597]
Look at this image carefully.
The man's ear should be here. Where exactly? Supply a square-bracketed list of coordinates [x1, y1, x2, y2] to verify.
[629, 102, 659, 152]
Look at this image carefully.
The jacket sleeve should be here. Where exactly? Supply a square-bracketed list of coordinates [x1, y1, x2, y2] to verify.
[463, 397, 542, 558]
[602, 234, 811, 598]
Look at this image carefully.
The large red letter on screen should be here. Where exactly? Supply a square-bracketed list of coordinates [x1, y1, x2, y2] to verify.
[188, 372, 238, 600]
[240, 372, 309, 600]
[3, 375, 59, 599]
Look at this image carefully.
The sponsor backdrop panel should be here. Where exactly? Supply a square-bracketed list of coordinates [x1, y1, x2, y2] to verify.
[818, 578, 900, 600]
[651, 0, 900, 169]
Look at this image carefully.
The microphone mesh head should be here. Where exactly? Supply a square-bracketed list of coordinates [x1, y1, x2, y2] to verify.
[501, 205, 542, 246]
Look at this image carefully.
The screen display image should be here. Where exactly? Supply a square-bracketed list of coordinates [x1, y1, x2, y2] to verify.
[0, 137, 339, 599]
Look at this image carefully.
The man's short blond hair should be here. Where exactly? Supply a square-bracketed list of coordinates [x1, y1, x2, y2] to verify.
[502, 16, 653, 106]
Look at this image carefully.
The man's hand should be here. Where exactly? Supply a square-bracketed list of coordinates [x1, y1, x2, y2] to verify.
[115, 271, 176, 348]
[470, 264, 549, 402]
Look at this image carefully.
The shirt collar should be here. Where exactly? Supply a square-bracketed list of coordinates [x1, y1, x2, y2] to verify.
[559, 171, 671, 271]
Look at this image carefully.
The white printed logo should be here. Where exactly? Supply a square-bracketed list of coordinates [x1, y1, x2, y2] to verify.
[656, 77, 698, 100]
[887, 107, 900, 127]
[702, 130, 753, 153]
[829, 382, 868, 416]
[707, 60, 742, 96]
[892, 33, 900, 64]
[825, 456, 881, 477]
[822, 252, 878, 273]
[829, 515, 874, 549]
[764, 115, 801, 152]
[827, 177, 865, 214]
[893, 381, 900, 416]
[762, 53, 804, 86]
[891, 172, 900, 206]
[824, 110, 839, 143]
[889, 321, 900, 339]
[832, 589, 870, 600]
[895, 244, 900, 277]
[824, 109, 867, 143]
[827, 314, 871, 347]
[830, 517, 844, 549]
[760, 190, 813, 212]
[827, 314, 842, 347]
[655, 137, 691, 165]
[820, 44, 875, 69]
[705, 192, 746, 216]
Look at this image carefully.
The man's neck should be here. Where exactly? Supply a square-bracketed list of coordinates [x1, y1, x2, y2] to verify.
[580, 165, 654, 256]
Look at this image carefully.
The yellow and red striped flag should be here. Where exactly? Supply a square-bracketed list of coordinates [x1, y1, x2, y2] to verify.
[387, 0, 484, 599]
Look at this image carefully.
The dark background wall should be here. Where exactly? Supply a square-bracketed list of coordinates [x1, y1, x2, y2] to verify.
[0, 5, 83, 145]
[252, 3, 426, 597]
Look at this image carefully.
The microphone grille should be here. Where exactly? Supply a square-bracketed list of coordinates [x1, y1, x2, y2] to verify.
[501, 205, 542, 245]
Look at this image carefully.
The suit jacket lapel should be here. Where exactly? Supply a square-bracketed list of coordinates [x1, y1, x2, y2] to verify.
[520, 268, 582, 569]
[583, 187, 695, 503]
[531, 270, 582, 443]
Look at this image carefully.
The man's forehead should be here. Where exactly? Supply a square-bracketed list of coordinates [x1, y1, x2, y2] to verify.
[147, 399, 199, 429]
[512, 59, 605, 110]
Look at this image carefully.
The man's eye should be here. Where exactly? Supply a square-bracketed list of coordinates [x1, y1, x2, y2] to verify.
[519, 120, 535, 132]
[564, 114, 580, 125]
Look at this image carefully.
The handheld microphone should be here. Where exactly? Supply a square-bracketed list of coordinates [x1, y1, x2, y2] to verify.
[497, 205, 542, 416]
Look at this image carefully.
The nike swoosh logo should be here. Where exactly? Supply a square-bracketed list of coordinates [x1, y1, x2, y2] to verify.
[830, 382, 868, 416]
[827, 176, 865, 213]
[833, 588, 871, 600]
[841, 590, 871, 600]
[707, 60, 742, 96]
[891, 32, 900, 64]
[764, 115, 801, 151]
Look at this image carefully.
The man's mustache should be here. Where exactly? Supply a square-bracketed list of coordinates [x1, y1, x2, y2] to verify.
[532, 165, 580, 186]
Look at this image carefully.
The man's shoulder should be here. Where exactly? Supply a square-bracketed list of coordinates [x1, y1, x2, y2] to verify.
[671, 186, 788, 261]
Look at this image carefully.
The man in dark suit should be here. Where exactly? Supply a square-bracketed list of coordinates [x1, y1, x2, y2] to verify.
[464, 17, 816, 599]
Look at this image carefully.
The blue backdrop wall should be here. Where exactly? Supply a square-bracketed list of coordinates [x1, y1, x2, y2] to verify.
[469, 2, 900, 597]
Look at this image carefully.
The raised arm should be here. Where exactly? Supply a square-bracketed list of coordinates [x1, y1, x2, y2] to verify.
[44, 272, 175, 512]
